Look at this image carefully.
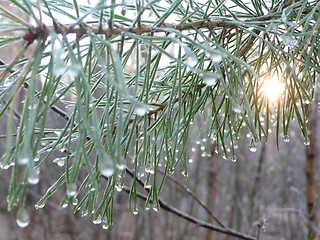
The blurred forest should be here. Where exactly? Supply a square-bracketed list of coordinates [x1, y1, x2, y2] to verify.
[0, 1, 319, 240]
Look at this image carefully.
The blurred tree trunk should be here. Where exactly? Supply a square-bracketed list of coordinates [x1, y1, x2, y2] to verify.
[205, 142, 218, 240]
[305, 101, 318, 240]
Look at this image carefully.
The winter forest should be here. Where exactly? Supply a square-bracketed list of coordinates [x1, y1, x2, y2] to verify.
[0, 0, 319, 239]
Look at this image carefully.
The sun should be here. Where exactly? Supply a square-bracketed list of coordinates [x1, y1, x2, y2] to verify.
[262, 75, 284, 103]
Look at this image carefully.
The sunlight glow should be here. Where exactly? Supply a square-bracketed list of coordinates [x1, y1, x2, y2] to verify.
[262, 75, 284, 103]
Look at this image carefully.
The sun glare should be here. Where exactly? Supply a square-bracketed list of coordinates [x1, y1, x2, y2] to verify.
[262, 75, 284, 103]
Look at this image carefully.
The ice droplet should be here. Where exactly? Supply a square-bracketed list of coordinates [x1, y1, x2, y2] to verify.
[153, 204, 160, 212]
[102, 224, 109, 229]
[280, 34, 298, 48]
[208, 49, 223, 63]
[202, 73, 219, 87]
[185, 55, 198, 68]
[66, 183, 77, 197]
[135, 106, 148, 116]
[16, 209, 30, 228]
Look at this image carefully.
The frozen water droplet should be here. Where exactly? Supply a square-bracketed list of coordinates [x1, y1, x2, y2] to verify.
[304, 137, 310, 146]
[283, 134, 290, 143]
[27, 168, 40, 185]
[208, 49, 223, 63]
[66, 183, 77, 197]
[280, 34, 298, 48]
[16, 209, 30, 228]
[135, 106, 148, 116]
[203, 73, 218, 86]
[185, 55, 198, 68]
[231, 156, 237, 162]
[93, 215, 102, 224]
[132, 208, 138, 215]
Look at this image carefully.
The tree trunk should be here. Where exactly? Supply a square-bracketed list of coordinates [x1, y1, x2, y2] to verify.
[206, 142, 218, 240]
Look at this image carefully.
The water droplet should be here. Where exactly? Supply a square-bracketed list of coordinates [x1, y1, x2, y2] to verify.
[203, 73, 219, 86]
[181, 170, 188, 177]
[93, 215, 102, 224]
[16, 209, 30, 228]
[135, 106, 148, 116]
[188, 158, 193, 163]
[115, 184, 123, 192]
[283, 134, 290, 142]
[66, 183, 77, 197]
[191, 147, 196, 152]
[200, 146, 205, 151]
[81, 209, 88, 217]
[53, 157, 66, 167]
[249, 142, 257, 153]
[280, 34, 298, 48]
[132, 208, 138, 215]
[185, 55, 198, 68]
[68, 63, 82, 78]
[304, 137, 310, 146]
[53, 62, 67, 77]
[116, 163, 126, 170]
[35, 202, 45, 209]
[231, 156, 237, 162]
[208, 49, 223, 63]
[61, 202, 68, 208]
[153, 204, 160, 212]
[27, 168, 40, 185]
[100, 160, 115, 177]
[3, 77, 15, 87]
[72, 197, 78, 206]
[102, 224, 109, 229]
[18, 156, 31, 165]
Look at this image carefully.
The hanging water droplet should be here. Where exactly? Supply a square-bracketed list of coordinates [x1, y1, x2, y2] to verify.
[66, 183, 77, 197]
[181, 170, 188, 177]
[102, 224, 109, 230]
[68, 63, 82, 78]
[81, 209, 88, 217]
[231, 156, 237, 162]
[304, 137, 310, 146]
[27, 168, 40, 185]
[188, 158, 193, 163]
[18, 156, 31, 165]
[249, 142, 257, 153]
[116, 163, 126, 170]
[100, 160, 115, 177]
[208, 49, 223, 63]
[93, 215, 102, 224]
[202, 73, 219, 87]
[16, 209, 30, 228]
[53, 157, 66, 167]
[153, 203, 160, 212]
[72, 197, 78, 206]
[135, 106, 148, 116]
[35, 202, 45, 209]
[3, 77, 15, 87]
[283, 134, 290, 143]
[115, 184, 123, 192]
[61, 202, 68, 208]
[132, 208, 138, 215]
[280, 34, 298, 48]
[185, 54, 198, 68]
